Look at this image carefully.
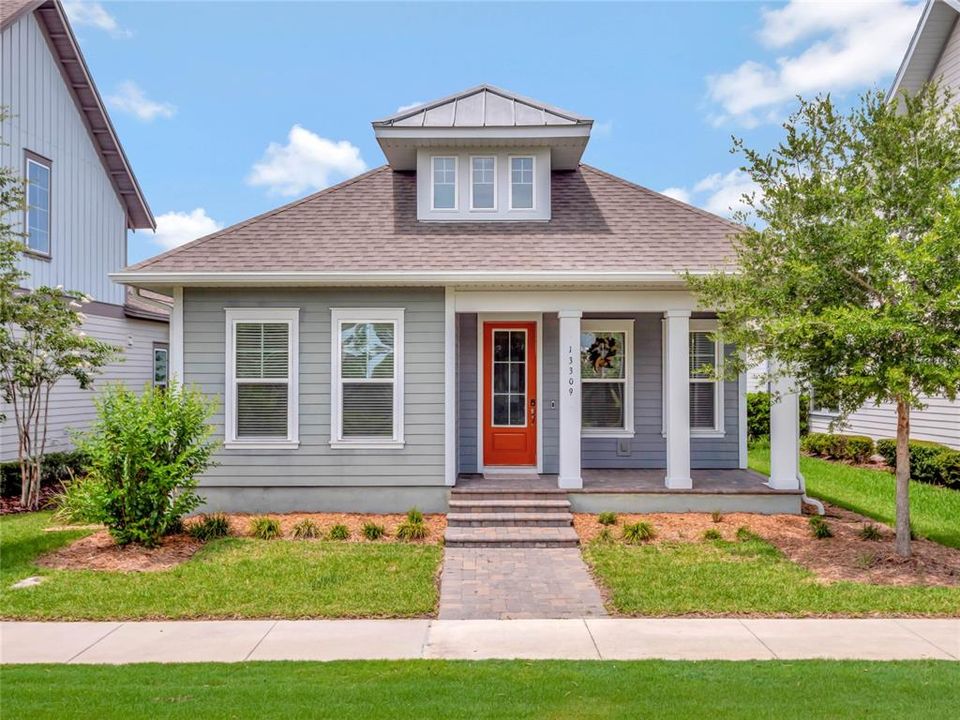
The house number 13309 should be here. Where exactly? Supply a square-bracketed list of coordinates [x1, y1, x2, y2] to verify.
[568, 346, 576, 395]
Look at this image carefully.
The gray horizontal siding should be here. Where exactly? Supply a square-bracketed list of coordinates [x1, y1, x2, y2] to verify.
[457, 313, 478, 473]
[184, 287, 446, 488]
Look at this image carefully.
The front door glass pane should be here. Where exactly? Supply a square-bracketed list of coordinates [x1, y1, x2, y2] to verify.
[492, 329, 526, 426]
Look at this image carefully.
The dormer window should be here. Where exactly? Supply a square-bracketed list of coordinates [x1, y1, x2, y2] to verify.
[432, 156, 457, 210]
[471, 156, 496, 210]
[510, 156, 534, 210]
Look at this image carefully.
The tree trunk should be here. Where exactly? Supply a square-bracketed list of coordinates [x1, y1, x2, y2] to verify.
[894, 397, 911, 557]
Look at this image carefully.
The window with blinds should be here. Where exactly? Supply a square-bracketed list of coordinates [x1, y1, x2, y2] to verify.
[580, 320, 634, 435]
[689, 330, 720, 431]
[225, 309, 299, 446]
[331, 309, 405, 447]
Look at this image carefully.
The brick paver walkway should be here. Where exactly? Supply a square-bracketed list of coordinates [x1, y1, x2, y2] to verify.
[438, 548, 608, 619]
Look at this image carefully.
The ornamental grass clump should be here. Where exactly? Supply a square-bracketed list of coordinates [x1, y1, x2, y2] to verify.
[395, 508, 429, 542]
[703, 528, 723, 541]
[361, 522, 385, 541]
[859, 523, 883, 542]
[598, 512, 618, 526]
[250, 516, 282, 540]
[809, 516, 833, 540]
[622, 521, 655, 544]
[292, 519, 321, 539]
[188, 513, 230, 541]
[328, 524, 350, 541]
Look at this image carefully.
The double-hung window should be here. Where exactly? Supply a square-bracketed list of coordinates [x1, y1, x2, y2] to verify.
[689, 320, 724, 434]
[432, 156, 457, 209]
[225, 308, 299, 448]
[471, 156, 496, 210]
[25, 153, 51, 256]
[580, 320, 634, 436]
[153, 343, 169, 390]
[331, 308, 404, 448]
[510, 156, 534, 209]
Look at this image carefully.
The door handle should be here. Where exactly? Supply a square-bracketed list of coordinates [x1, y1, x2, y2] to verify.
[529, 398, 536, 425]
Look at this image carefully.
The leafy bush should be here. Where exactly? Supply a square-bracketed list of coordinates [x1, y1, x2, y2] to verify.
[328, 523, 350, 541]
[858, 523, 883, 541]
[250, 517, 281, 539]
[802, 433, 874, 463]
[597, 512, 618, 526]
[362, 522, 385, 540]
[292, 519, 321, 539]
[76, 385, 218, 547]
[876, 438, 960, 488]
[405, 508, 424, 524]
[703, 528, 722, 541]
[0, 450, 88, 498]
[710, 510, 723, 523]
[188, 513, 230, 541]
[747, 391, 810, 440]
[809, 516, 833, 539]
[622, 521, 655, 543]
[801, 432, 831, 457]
[51, 475, 109, 525]
[396, 519, 429, 541]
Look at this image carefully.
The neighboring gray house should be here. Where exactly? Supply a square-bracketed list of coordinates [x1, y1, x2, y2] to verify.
[0, 0, 169, 461]
[116, 85, 805, 517]
[806, 0, 960, 450]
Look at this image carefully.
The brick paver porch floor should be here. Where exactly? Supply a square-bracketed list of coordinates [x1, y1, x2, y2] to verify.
[438, 548, 608, 620]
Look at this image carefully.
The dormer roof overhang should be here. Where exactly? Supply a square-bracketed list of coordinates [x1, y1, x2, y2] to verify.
[372, 85, 593, 170]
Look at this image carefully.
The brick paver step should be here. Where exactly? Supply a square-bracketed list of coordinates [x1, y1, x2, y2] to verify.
[450, 489, 569, 501]
[447, 511, 573, 528]
[444, 526, 580, 548]
[448, 499, 572, 514]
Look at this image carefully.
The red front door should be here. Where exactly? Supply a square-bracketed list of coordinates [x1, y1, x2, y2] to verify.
[483, 322, 537, 467]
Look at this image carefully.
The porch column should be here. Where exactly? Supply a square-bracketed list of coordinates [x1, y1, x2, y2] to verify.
[768, 359, 801, 490]
[664, 309, 692, 489]
[558, 310, 582, 489]
[170, 286, 184, 387]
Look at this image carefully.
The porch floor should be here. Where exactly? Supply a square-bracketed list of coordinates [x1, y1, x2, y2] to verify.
[457, 468, 798, 495]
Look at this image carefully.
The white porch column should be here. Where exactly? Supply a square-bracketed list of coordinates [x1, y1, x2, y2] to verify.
[769, 359, 801, 490]
[664, 309, 692, 489]
[558, 310, 582, 489]
[444, 287, 457, 486]
[170, 286, 184, 387]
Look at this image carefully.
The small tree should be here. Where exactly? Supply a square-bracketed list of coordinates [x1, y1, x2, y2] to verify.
[689, 84, 960, 557]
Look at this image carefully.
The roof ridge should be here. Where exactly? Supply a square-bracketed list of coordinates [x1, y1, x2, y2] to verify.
[578, 164, 743, 231]
[127, 166, 391, 271]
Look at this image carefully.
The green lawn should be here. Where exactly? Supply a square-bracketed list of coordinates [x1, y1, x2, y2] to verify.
[3, 660, 958, 719]
[584, 533, 960, 616]
[0, 512, 441, 620]
[749, 446, 960, 548]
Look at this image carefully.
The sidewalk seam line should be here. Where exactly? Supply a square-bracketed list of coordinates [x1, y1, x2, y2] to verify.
[893, 619, 957, 660]
[66, 622, 125, 664]
[244, 620, 279, 661]
[421, 620, 433, 659]
[738, 619, 779, 660]
[582, 618, 603, 660]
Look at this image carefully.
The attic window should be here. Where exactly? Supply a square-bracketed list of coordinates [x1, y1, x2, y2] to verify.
[510, 156, 534, 209]
[471, 156, 496, 210]
[432, 156, 457, 210]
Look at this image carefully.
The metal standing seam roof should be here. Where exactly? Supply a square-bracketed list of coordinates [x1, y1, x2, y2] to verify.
[123, 164, 740, 276]
[0, 0, 154, 229]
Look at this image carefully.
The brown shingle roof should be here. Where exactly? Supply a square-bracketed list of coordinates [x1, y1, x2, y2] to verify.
[126, 165, 739, 274]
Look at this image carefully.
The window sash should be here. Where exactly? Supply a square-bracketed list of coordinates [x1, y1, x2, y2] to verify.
[470, 156, 496, 210]
[25, 157, 51, 254]
[153, 347, 169, 388]
[509, 156, 534, 210]
[580, 321, 633, 435]
[688, 328, 722, 433]
[432, 156, 457, 210]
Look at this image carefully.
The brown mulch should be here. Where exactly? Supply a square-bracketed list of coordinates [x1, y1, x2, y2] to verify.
[574, 506, 960, 588]
[0, 486, 59, 515]
[208, 512, 446, 545]
[39, 531, 203, 573]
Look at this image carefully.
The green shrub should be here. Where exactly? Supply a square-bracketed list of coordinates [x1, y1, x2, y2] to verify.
[703, 528, 722, 541]
[858, 523, 883, 541]
[75, 384, 217, 547]
[735, 526, 754, 542]
[250, 516, 281, 540]
[291, 519, 321, 539]
[747, 391, 810, 440]
[51, 475, 109, 525]
[328, 523, 350, 541]
[188, 513, 230, 541]
[809, 516, 833, 539]
[1, 449, 88, 498]
[362, 522, 386, 540]
[597, 512, 618, 526]
[622, 521, 655, 544]
[396, 520, 429, 541]
[842, 435, 875, 464]
[876, 438, 960, 488]
[405, 507, 424, 524]
[803, 433, 874, 463]
[801, 432, 832, 457]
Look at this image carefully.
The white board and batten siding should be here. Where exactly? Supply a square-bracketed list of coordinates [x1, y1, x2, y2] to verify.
[933, 12, 960, 106]
[0, 11, 128, 306]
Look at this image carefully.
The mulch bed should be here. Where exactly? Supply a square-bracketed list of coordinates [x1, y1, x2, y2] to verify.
[0, 487, 58, 515]
[209, 512, 446, 545]
[574, 505, 960, 588]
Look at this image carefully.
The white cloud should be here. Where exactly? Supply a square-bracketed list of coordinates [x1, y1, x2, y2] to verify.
[247, 125, 367, 197]
[62, 1, 131, 38]
[107, 81, 176, 121]
[396, 101, 425, 113]
[661, 169, 760, 218]
[152, 209, 222, 250]
[707, 0, 922, 126]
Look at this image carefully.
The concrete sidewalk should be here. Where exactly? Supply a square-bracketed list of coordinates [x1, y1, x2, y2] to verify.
[2, 618, 957, 663]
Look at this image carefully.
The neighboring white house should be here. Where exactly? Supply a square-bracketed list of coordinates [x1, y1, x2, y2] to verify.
[805, 0, 960, 450]
[0, 0, 169, 461]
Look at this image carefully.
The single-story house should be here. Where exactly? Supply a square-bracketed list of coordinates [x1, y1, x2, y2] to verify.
[114, 85, 805, 518]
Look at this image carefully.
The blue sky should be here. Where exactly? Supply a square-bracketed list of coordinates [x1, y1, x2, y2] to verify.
[62, 1, 924, 264]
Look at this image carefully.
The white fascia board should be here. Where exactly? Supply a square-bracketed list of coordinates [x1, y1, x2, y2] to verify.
[374, 125, 592, 141]
[889, 0, 960, 99]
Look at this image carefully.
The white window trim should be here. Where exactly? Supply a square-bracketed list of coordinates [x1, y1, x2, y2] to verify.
[581, 319, 634, 438]
[25, 154, 52, 258]
[508, 154, 536, 211]
[153, 344, 169, 389]
[469, 155, 497, 212]
[689, 319, 725, 437]
[224, 308, 300, 450]
[431, 156, 458, 211]
[330, 307, 405, 449]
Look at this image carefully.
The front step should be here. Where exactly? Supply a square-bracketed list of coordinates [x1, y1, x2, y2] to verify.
[450, 489, 567, 501]
[444, 525, 580, 548]
[448, 499, 572, 514]
[447, 511, 572, 528]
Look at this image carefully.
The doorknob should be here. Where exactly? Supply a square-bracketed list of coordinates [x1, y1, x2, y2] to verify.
[529, 398, 536, 425]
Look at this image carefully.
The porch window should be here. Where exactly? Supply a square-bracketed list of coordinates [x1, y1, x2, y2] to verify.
[471, 156, 496, 210]
[225, 308, 300, 448]
[432, 156, 457, 209]
[510, 156, 534, 209]
[331, 308, 404, 448]
[580, 320, 634, 436]
[689, 321, 724, 434]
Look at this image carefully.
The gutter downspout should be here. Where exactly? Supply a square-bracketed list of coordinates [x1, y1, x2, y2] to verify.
[798, 471, 825, 515]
